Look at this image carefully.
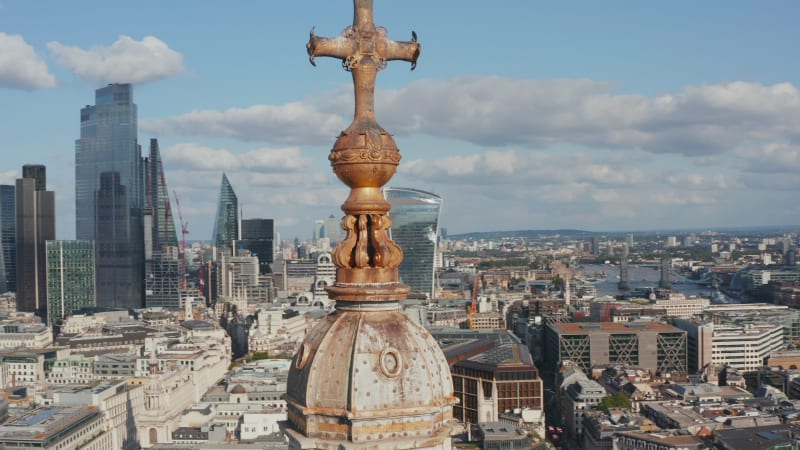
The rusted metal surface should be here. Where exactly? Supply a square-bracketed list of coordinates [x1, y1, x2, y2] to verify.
[307, 0, 420, 290]
[285, 1, 458, 448]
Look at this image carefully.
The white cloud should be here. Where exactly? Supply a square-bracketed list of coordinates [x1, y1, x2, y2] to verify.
[0, 170, 16, 185]
[141, 103, 344, 145]
[161, 143, 312, 172]
[0, 32, 56, 90]
[735, 143, 800, 174]
[47, 35, 183, 84]
[145, 77, 800, 159]
[378, 77, 800, 156]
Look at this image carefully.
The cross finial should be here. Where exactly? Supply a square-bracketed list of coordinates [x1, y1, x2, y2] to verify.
[307, 0, 420, 122]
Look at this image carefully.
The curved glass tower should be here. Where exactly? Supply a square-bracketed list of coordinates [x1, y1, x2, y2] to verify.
[384, 187, 442, 298]
[212, 173, 238, 249]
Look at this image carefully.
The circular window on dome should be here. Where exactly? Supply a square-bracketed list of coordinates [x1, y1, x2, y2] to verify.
[379, 348, 402, 378]
[295, 343, 311, 370]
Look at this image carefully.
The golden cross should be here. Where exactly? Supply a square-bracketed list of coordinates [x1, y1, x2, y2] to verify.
[307, 0, 420, 122]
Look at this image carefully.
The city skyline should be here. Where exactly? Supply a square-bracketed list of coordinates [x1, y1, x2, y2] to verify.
[2, 1, 800, 241]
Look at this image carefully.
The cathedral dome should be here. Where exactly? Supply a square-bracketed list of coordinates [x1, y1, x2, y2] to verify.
[286, 306, 456, 444]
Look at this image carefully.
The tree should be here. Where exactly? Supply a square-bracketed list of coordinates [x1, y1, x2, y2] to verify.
[597, 392, 631, 412]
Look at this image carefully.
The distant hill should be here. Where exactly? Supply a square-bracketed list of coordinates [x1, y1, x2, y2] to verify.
[447, 229, 595, 240]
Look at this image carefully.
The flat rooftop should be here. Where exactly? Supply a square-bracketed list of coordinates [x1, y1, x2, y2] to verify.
[552, 321, 682, 334]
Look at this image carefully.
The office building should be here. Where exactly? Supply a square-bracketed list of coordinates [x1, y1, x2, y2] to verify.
[144, 139, 180, 308]
[0, 185, 14, 293]
[212, 173, 238, 249]
[146, 138, 178, 251]
[659, 256, 672, 290]
[323, 214, 341, 244]
[674, 319, 784, 374]
[75, 83, 144, 310]
[618, 243, 630, 291]
[312, 219, 324, 242]
[385, 187, 442, 298]
[544, 321, 687, 376]
[16, 166, 55, 320]
[433, 328, 544, 431]
[45, 240, 95, 324]
[0, 405, 110, 449]
[240, 218, 274, 274]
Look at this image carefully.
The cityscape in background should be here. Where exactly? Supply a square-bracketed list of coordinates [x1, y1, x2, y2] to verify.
[0, 81, 798, 450]
[2, 2, 800, 449]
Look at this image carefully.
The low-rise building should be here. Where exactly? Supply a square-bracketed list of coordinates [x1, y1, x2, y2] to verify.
[0, 405, 111, 449]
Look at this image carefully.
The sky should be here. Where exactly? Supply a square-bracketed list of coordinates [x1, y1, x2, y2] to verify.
[1, 1, 800, 241]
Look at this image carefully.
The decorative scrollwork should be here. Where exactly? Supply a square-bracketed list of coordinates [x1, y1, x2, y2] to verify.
[331, 213, 403, 270]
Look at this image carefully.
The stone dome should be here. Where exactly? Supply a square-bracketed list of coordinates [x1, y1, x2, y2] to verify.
[230, 384, 247, 394]
[286, 306, 456, 445]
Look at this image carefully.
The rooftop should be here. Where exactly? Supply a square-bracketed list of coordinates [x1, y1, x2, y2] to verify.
[553, 321, 683, 334]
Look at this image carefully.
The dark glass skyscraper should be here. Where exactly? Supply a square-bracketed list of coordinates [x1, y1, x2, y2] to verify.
[0, 185, 15, 293]
[212, 173, 238, 250]
[240, 218, 274, 274]
[75, 84, 145, 310]
[16, 167, 55, 320]
[384, 187, 442, 299]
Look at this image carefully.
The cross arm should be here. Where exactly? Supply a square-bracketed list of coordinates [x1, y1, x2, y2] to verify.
[307, 27, 358, 67]
[381, 32, 421, 70]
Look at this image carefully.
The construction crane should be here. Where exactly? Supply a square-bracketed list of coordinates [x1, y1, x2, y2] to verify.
[173, 190, 189, 291]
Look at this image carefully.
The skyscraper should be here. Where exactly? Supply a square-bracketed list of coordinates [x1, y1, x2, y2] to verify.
[618, 243, 630, 291]
[385, 187, 442, 299]
[143, 139, 181, 309]
[323, 214, 341, 244]
[212, 173, 238, 250]
[0, 185, 15, 293]
[46, 240, 95, 324]
[239, 218, 274, 274]
[75, 83, 145, 310]
[146, 139, 178, 251]
[660, 256, 672, 290]
[16, 166, 55, 320]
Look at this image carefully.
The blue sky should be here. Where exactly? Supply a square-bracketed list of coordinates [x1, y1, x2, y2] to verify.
[2, 1, 799, 241]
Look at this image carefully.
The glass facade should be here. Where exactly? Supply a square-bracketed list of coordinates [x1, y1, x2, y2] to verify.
[239, 218, 274, 274]
[0, 185, 14, 293]
[212, 173, 238, 249]
[75, 83, 144, 310]
[384, 187, 442, 298]
[46, 240, 96, 324]
[146, 139, 178, 251]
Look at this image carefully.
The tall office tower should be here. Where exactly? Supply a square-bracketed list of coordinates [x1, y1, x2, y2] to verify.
[618, 243, 630, 291]
[143, 208, 181, 309]
[22, 164, 47, 191]
[659, 256, 672, 290]
[146, 139, 178, 251]
[323, 214, 341, 244]
[312, 219, 324, 242]
[788, 247, 797, 266]
[240, 218, 274, 274]
[385, 187, 443, 299]
[16, 167, 55, 320]
[143, 139, 181, 308]
[46, 240, 96, 324]
[0, 185, 15, 293]
[212, 173, 238, 250]
[591, 236, 599, 255]
[626, 233, 634, 248]
[76, 83, 145, 310]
